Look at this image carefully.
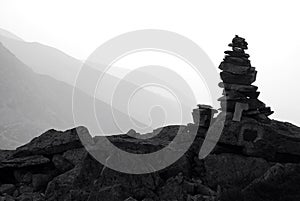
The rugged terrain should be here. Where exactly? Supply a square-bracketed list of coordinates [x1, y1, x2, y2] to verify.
[1, 112, 300, 201]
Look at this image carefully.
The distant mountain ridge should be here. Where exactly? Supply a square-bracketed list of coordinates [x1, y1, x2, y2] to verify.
[0, 42, 149, 149]
[0, 28, 23, 41]
[0, 28, 198, 135]
[0, 34, 81, 86]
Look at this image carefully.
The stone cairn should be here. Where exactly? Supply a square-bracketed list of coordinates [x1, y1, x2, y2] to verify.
[192, 104, 218, 128]
[218, 35, 273, 121]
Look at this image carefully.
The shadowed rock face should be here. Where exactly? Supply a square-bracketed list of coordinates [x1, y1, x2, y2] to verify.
[0, 117, 299, 201]
[13, 126, 91, 158]
[242, 163, 300, 201]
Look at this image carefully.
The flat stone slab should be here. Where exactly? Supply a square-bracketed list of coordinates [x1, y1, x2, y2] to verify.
[219, 82, 258, 93]
[223, 56, 251, 66]
[220, 70, 257, 85]
[224, 50, 250, 58]
[0, 155, 50, 168]
[223, 89, 260, 99]
[219, 62, 255, 75]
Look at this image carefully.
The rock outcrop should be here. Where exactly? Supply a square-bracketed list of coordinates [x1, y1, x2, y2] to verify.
[0, 116, 300, 201]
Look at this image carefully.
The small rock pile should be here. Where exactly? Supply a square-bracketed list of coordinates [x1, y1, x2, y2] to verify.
[192, 104, 218, 128]
[218, 35, 273, 122]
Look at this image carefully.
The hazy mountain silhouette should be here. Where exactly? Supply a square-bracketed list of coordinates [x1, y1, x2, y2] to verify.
[0, 42, 68, 149]
[0, 28, 24, 41]
[0, 29, 197, 129]
[0, 33, 81, 86]
[0, 42, 150, 149]
[77, 62, 196, 127]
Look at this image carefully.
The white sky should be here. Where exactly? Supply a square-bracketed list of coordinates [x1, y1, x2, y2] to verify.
[0, 0, 300, 125]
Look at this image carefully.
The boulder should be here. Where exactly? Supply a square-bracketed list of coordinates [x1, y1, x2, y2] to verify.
[45, 154, 103, 201]
[203, 153, 270, 189]
[94, 167, 160, 195]
[19, 185, 34, 194]
[158, 155, 191, 179]
[158, 175, 185, 201]
[14, 170, 32, 184]
[52, 155, 74, 173]
[32, 174, 52, 192]
[0, 184, 15, 195]
[242, 163, 300, 201]
[126, 129, 139, 138]
[45, 166, 82, 201]
[62, 148, 88, 166]
[12, 189, 19, 197]
[13, 127, 94, 157]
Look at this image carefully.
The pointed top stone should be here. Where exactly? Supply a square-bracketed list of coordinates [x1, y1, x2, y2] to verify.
[228, 35, 248, 50]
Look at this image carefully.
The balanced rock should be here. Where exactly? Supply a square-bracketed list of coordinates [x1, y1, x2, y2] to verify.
[229, 35, 248, 50]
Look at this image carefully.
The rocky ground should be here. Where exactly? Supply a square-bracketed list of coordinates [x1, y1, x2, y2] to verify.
[1, 113, 300, 201]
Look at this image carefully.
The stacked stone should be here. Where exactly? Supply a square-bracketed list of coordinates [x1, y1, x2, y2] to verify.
[192, 104, 218, 127]
[218, 35, 273, 121]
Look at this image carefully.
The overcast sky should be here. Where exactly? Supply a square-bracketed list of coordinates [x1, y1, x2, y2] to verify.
[0, 0, 299, 125]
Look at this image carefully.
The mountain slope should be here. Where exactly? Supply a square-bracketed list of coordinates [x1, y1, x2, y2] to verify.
[0, 31, 197, 128]
[0, 42, 68, 149]
[0, 28, 24, 41]
[0, 34, 81, 86]
[0, 43, 146, 149]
